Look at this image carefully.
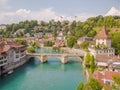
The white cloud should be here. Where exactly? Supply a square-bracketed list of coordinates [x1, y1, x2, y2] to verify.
[0, 8, 97, 24]
[105, 7, 120, 16]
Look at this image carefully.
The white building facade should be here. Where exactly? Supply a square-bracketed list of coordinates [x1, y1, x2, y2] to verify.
[89, 27, 115, 57]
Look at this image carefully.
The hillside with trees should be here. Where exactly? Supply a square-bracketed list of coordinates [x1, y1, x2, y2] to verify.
[0, 15, 120, 38]
[0, 15, 120, 54]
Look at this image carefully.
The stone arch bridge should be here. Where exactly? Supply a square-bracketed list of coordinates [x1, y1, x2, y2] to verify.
[27, 53, 84, 64]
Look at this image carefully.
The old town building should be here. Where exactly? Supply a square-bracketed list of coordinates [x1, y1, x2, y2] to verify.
[0, 38, 27, 76]
[89, 27, 115, 57]
[93, 70, 120, 86]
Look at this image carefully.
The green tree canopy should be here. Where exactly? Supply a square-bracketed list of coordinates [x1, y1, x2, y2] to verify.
[111, 32, 120, 54]
[112, 75, 120, 90]
[77, 78, 103, 90]
[87, 78, 103, 90]
[67, 36, 77, 48]
[80, 41, 90, 50]
[85, 52, 91, 64]
[14, 38, 27, 46]
[90, 55, 95, 73]
[87, 30, 97, 37]
[77, 82, 85, 90]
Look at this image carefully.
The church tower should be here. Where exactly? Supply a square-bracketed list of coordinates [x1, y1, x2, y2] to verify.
[94, 27, 111, 48]
[88, 27, 115, 57]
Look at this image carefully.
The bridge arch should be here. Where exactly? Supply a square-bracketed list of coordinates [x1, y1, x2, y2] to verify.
[27, 53, 84, 64]
[45, 56, 62, 61]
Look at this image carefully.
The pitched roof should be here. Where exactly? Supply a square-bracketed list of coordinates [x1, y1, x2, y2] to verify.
[96, 54, 112, 62]
[96, 54, 120, 63]
[94, 27, 111, 39]
[0, 39, 26, 57]
[93, 70, 120, 86]
[105, 70, 120, 80]
[93, 71, 104, 84]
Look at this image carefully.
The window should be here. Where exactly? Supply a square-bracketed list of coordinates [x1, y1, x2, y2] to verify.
[105, 81, 111, 85]
[111, 50, 113, 52]
[0, 61, 3, 64]
[4, 60, 7, 63]
[96, 51, 98, 54]
[16, 55, 19, 58]
[4, 56, 6, 59]
[16, 50, 19, 53]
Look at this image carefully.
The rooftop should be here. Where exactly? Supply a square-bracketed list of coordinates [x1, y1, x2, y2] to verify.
[93, 70, 120, 84]
[94, 27, 111, 39]
[0, 38, 26, 57]
[96, 54, 120, 63]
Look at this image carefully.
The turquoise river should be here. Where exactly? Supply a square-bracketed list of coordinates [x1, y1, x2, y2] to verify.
[0, 48, 85, 90]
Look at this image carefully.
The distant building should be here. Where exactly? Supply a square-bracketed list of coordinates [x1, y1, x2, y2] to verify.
[45, 31, 52, 38]
[56, 31, 65, 41]
[25, 37, 36, 43]
[77, 36, 93, 45]
[89, 27, 115, 57]
[34, 31, 43, 38]
[0, 24, 6, 29]
[25, 33, 30, 37]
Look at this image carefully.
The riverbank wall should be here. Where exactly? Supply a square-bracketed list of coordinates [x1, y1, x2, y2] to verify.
[1, 56, 29, 76]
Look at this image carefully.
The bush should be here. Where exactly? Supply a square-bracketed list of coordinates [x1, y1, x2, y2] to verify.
[52, 46, 60, 52]
[14, 38, 27, 46]
[27, 46, 35, 53]
[44, 41, 54, 47]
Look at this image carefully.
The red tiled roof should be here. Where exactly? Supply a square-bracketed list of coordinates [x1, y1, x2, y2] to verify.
[0, 39, 26, 57]
[93, 70, 120, 86]
[94, 27, 111, 39]
[105, 71, 120, 80]
[96, 54, 120, 63]
[96, 54, 112, 62]
[111, 56, 120, 61]
[2, 45, 11, 52]
[93, 71, 104, 84]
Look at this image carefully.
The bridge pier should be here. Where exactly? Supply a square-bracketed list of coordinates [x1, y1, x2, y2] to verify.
[40, 55, 47, 63]
[27, 53, 84, 64]
[61, 56, 68, 64]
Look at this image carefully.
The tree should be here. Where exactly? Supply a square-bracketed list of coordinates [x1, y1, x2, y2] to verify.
[67, 36, 77, 48]
[112, 75, 120, 90]
[80, 41, 90, 49]
[52, 46, 60, 52]
[29, 41, 39, 48]
[27, 46, 35, 53]
[84, 52, 91, 68]
[111, 32, 120, 54]
[90, 55, 96, 73]
[77, 82, 85, 90]
[77, 78, 103, 90]
[14, 38, 27, 46]
[44, 41, 54, 47]
[87, 30, 97, 37]
[87, 78, 103, 90]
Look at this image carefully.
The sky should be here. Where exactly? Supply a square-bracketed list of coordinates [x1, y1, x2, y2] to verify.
[0, 0, 120, 24]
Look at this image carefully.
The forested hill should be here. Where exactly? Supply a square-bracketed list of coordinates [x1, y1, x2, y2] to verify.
[0, 15, 120, 38]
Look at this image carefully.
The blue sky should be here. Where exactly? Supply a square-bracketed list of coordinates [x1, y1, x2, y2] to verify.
[8, 0, 119, 14]
[0, 0, 120, 24]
